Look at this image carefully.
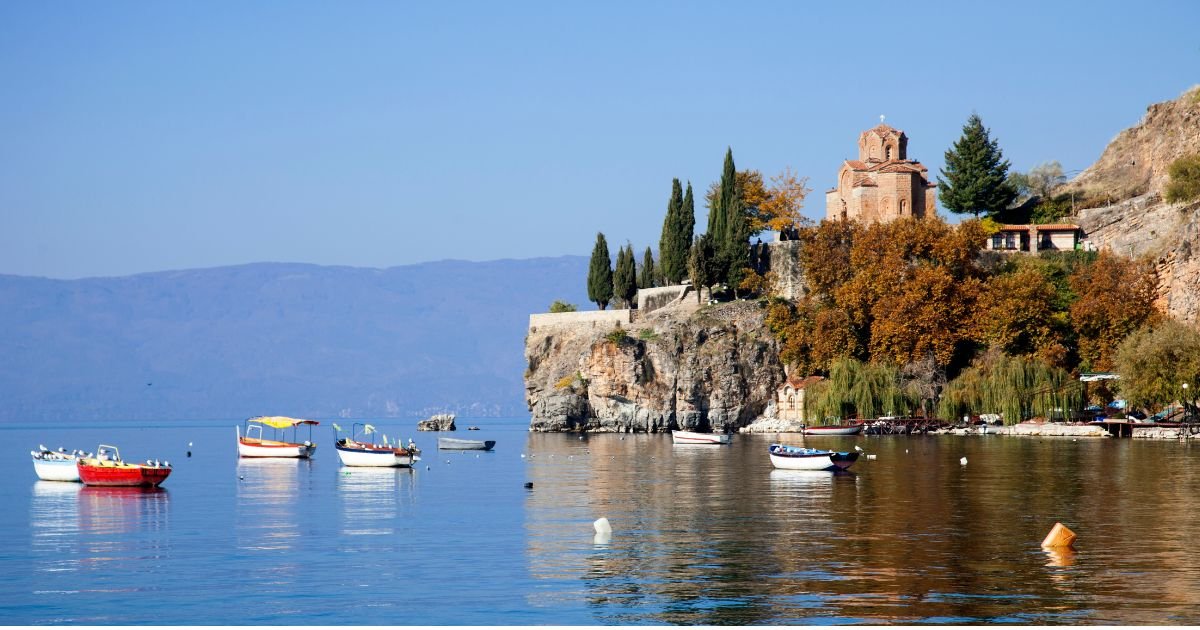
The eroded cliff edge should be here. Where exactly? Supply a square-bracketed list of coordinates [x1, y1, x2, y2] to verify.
[525, 300, 783, 433]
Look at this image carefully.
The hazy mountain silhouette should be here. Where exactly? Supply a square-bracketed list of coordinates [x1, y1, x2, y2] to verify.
[0, 257, 589, 421]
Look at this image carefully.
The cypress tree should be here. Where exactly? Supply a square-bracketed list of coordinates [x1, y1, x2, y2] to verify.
[710, 148, 749, 291]
[587, 232, 613, 310]
[639, 246, 655, 290]
[938, 113, 1017, 217]
[688, 234, 716, 304]
[680, 181, 695, 275]
[613, 244, 637, 309]
[658, 179, 684, 284]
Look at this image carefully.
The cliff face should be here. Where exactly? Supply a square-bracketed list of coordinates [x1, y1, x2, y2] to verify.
[525, 301, 783, 432]
[1069, 85, 1200, 325]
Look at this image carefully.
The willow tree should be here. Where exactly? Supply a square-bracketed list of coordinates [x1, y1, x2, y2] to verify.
[937, 353, 1081, 424]
[807, 358, 912, 422]
[1114, 320, 1200, 415]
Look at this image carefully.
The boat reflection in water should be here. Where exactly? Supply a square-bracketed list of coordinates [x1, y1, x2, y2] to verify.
[236, 458, 308, 552]
[78, 486, 170, 536]
[31, 481, 83, 578]
[337, 467, 415, 537]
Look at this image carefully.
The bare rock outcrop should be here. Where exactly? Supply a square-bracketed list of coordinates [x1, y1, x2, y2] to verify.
[1068, 85, 1200, 326]
[417, 413, 456, 431]
[525, 301, 784, 433]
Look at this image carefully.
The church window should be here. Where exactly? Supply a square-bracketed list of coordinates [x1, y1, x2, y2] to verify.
[886, 145, 892, 160]
[900, 199, 907, 215]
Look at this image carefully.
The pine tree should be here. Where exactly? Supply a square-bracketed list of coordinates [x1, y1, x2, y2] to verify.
[938, 114, 1017, 217]
[613, 244, 637, 309]
[658, 179, 684, 284]
[587, 232, 613, 310]
[639, 246, 655, 290]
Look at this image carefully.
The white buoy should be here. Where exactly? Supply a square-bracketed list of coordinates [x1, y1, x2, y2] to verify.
[960, 456, 968, 466]
[593, 517, 612, 544]
[866, 454, 877, 460]
[520, 454, 526, 458]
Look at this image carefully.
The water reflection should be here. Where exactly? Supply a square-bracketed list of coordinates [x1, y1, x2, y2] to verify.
[336, 467, 413, 536]
[30, 482, 82, 579]
[524, 433, 1200, 624]
[236, 459, 306, 552]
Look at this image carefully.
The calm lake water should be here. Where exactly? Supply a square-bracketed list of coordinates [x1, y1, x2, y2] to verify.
[2, 417, 1199, 625]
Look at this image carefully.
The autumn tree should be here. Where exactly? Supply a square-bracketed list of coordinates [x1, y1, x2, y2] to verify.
[586, 232, 613, 310]
[799, 219, 859, 304]
[938, 114, 1017, 217]
[973, 266, 1067, 365]
[1114, 319, 1200, 416]
[1069, 252, 1159, 371]
[1026, 161, 1066, 199]
[613, 244, 637, 309]
[639, 247, 655, 289]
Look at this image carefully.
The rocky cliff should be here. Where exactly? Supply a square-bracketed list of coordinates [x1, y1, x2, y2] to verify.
[525, 300, 783, 433]
[1067, 85, 1200, 325]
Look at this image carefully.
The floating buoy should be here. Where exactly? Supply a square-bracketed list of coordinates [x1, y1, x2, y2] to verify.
[960, 456, 968, 466]
[593, 517, 612, 544]
[520, 454, 526, 458]
[866, 454, 877, 460]
[1042, 522, 1077, 549]
[238, 475, 244, 480]
[524, 482, 533, 489]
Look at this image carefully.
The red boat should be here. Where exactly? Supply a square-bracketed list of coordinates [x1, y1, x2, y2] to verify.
[802, 421, 865, 436]
[76, 444, 172, 487]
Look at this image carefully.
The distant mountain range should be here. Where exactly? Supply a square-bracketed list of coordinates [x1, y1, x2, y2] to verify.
[0, 257, 590, 421]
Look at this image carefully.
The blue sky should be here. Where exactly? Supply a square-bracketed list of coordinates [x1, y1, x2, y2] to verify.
[1, 1, 1197, 278]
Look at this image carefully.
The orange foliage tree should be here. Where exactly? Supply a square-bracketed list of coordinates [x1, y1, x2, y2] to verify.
[706, 168, 812, 235]
[1069, 252, 1159, 371]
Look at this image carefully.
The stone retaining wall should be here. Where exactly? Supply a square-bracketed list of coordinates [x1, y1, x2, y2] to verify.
[528, 309, 632, 332]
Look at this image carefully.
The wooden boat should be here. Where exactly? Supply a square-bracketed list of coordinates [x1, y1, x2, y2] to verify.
[237, 416, 319, 458]
[671, 430, 732, 445]
[76, 444, 172, 487]
[31, 445, 84, 482]
[437, 437, 496, 451]
[334, 423, 419, 467]
[802, 421, 865, 436]
[768, 443, 858, 471]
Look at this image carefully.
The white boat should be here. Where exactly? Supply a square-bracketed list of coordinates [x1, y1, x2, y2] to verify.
[31, 446, 84, 482]
[334, 423, 419, 467]
[437, 437, 495, 451]
[237, 416, 319, 458]
[671, 430, 732, 445]
[768, 443, 858, 471]
[802, 422, 865, 436]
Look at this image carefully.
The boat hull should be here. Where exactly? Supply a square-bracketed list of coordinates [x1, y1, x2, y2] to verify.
[802, 424, 864, 436]
[768, 445, 858, 471]
[237, 438, 316, 458]
[77, 462, 172, 487]
[33, 457, 81, 482]
[437, 438, 495, 451]
[335, 443, 414, 467]
[671, 431, 732, 445]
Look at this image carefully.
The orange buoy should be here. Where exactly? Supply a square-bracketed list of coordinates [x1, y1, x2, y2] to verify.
[1041, 522, 1077, 549]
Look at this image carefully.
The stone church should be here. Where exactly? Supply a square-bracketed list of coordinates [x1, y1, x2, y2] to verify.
[825, 122, 937, 223]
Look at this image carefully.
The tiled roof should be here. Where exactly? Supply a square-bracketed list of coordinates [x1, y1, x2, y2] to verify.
[997, 223, 1081, 231]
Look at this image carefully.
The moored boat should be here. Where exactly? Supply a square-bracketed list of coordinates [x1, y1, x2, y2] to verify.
[76, 445, 172, 487]
[237, 416, 319, 458]
[437, 437, 496, 451]
[31, 446, 84, 482]
[671, 430, 732, 445]
[768, 443, 858, 471]
[334, 423, 419, 467]
[802, 421, 864, 436]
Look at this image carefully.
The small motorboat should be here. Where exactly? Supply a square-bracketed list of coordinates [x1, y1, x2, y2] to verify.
[334, 423, 419, 467]
[76, 444, 172, 487]
[31, 446, 84, 482]
[671, 430, 732, 445]
[768, 443, 858, 471]
[802, 421, 865, 436]
[438, 437, 496, 451]
[237, 416, 319, 458]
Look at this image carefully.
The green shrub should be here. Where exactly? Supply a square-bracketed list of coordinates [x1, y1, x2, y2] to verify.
[637, 328, 659, 341]
[605, 326, 629, 345]
[1165, 154, 1200, 204]
[549, 300, 578, 313]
